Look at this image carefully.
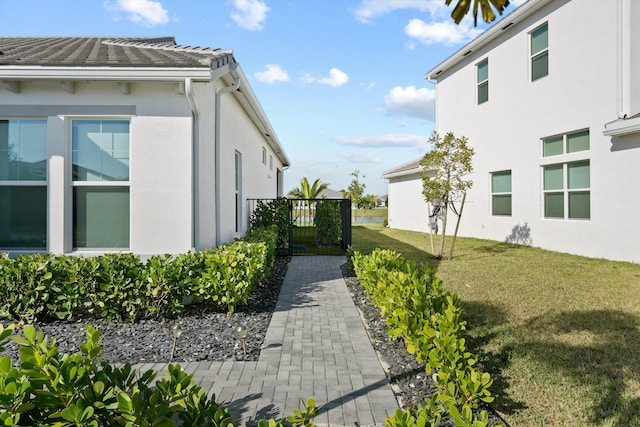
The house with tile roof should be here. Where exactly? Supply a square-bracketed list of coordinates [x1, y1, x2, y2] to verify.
[0, 36, 290, 256]
[384, 0, 640, 262]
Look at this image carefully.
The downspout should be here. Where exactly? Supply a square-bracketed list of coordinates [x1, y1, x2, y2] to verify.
[616, 0, 628, 119]
[214, 65, 240, 246]
[185, 78, 199, 249]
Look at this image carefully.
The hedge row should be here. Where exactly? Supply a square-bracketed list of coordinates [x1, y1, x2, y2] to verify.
[0, 226, 278, 324]
[349, 248, 500, 427]
[0, 324, 320, 426]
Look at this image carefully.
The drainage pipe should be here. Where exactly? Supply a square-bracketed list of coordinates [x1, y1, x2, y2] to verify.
[214, 65, 240, 246]
[185, 78, 199, 249]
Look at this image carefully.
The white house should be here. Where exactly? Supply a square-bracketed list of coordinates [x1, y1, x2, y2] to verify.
[384, 0, 640, 262]
[0, 37, 290, 257]
[382, 159, 430, 233]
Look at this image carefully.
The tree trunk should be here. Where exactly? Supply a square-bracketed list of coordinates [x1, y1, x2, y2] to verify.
[427, 203, 435, 255]
[439, 195, 448, 258]
[448, 192, 466, 260]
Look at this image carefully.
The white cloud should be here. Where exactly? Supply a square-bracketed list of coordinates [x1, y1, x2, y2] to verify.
[404, 17, 483, 46]
[343, 151, 381, 164]
[303, 68, 349, 87]
[384, 86, 435, 121]
[231, 0, 270, 30]
[334, 133, 426, 148]
[319, 68, 349, 87]
[353, 0, 440, 24]
[254, 64, 290, 84]
[106, 0, 170, 27]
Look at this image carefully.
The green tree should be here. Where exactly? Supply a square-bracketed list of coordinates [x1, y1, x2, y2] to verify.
[344, 170, 368, 220]
[421, 131, 475, 260]
[290, 177, 329, 199]
[447, 0, 511, 26]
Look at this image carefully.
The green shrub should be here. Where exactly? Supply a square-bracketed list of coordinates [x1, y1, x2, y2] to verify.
[195, 240, 268, 314]
[351, 248, 499, 427]
[0, 324, 319, 427]
[0, 226, 278, 323]
[249, 199, 290, 255]
[314, 200, 342, 247]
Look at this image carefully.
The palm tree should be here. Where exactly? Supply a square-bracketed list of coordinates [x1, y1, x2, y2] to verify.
[290, 177, 329, 199]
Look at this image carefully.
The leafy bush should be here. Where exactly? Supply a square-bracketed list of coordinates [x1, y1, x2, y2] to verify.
[0, 324, 319, 427]
[314, 200, 342, 247]
[249, 199, 290, 255]
[0, 226, 278, 323]
[350, 248, 499, 427]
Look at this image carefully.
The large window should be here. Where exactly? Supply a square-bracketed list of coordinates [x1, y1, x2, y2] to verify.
[543, 161, 590, 219]
[531, 23, 549, 81]
[72, 120, 130, 248]
[0, 120, 47, 249]
[491, 170, 511, 216]
[477, 59, 489, 104]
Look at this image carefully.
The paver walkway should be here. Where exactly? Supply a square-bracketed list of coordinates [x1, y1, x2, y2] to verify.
[137, 256, 400, 426]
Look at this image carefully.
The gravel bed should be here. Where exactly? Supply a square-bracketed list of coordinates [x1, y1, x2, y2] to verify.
[1, 257, 289, 364]
[1, 256, 507, 425]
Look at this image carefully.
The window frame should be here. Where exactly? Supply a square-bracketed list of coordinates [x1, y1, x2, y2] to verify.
[262, 146, 267, 165]
[530, 22, 549, 81]
[541, 129, 590, 221]
[235, 151, 242, 233]
[490, 170, 512, 216]
[70, 118, 131, 250]
[0, 118, 48, 250]
[477, 58, 489, 105]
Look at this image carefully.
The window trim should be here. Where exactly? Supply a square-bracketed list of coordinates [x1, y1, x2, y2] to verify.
[0, 118, 48, 250]
[235, 151, 242, 234]
[477, 58, 489, 105]
[69, 118, 131, 251]
[490, 170, 512, 216]
[530, 22, 549, 81]
[542, 161, 590, 220]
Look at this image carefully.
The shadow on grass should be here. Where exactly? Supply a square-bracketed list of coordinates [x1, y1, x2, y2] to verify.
[461, 301, 527, 418]
[518, 309, 640, 426]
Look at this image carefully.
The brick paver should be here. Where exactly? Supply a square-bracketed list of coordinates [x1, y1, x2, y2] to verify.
[137, 256, 399, 426]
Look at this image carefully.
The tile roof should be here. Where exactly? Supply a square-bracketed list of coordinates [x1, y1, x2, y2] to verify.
[0, 37, 235, 69]
[382, 158, 423, 177]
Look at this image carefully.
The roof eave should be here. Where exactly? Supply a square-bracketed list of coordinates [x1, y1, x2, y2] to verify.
[0, 65, 214, 81]
[425, 0, 553, 80]
[382, 166, 423, 180]
[231, 65, 291, 167]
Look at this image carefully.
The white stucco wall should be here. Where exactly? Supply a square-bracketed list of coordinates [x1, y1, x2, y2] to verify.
[432, 0, 640, 262]
[387, 173, 430, 233]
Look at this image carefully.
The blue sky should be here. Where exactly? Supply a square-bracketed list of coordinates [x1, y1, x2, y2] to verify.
[0, 0, 523, 196]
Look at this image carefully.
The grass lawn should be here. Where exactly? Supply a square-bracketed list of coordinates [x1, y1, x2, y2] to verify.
[351, 223, 640, 426]
[353, 207, 388, 218]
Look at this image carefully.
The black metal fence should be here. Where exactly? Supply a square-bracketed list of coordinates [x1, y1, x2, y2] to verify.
[247, 198, 352, 255]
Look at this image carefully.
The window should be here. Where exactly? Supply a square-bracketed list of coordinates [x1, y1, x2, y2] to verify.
[543, 161, 590, 219]
[0, 119, 47, 249]
[542, 129, 590, 219]
[262, 147, 267, 165]
[72, 120, 130, 248]
[491, 170, 511, 216]
[543, 129, 589, 157]
[531, 23, 548, 81]
[477, 59, 489, 104]
[269, 155, 273, 171]
[235, 151, 242, 233]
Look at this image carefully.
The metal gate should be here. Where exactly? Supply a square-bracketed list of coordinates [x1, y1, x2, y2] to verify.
[247, 198, 352, 255]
